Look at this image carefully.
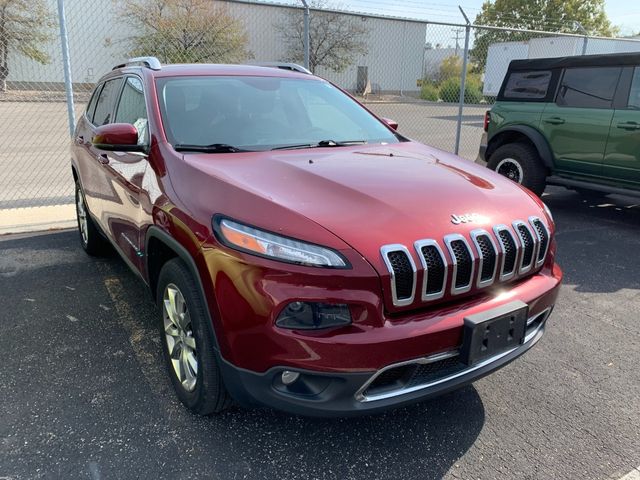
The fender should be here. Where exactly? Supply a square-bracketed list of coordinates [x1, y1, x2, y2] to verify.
[489, 125, 555, 170]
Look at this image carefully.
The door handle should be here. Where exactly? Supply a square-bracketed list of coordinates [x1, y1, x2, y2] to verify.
[543, 117, 565, 125]
[97, 153, 110, 165]
[616, 122, 640, 130]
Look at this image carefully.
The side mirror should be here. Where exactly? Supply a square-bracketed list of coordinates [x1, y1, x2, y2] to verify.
[381, 117, 398, 131]
[92, 123, 144, 152]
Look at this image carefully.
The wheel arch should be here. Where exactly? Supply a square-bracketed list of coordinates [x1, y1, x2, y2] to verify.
[487, 126, 555, 171]
[145, 226, 222, 351]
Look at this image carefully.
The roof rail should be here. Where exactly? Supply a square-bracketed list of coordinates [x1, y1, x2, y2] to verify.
[250, 62, 312, 75]
[113, 56, 162, 71]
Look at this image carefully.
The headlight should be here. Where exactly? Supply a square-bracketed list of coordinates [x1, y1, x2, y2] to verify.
[214, 217, 349, 268]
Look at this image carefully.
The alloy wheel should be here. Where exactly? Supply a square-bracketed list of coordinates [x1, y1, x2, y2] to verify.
[163, 284, 198, 392]
[496, 158, 524, 184]
[76, 189, 89, 245]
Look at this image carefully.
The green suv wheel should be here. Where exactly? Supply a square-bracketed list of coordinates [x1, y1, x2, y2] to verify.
[488, 143, 547, 196]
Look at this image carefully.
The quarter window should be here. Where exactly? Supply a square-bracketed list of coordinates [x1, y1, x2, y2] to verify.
[504, 71, 552, 99]
[85, 85, 102, 122]
[557, 67, 621, 109]
[115, 77, 148, 144]
[93, 78, 123, 126]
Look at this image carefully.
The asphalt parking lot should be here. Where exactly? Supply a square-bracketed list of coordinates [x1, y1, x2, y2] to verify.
[1, 186, 639, 480]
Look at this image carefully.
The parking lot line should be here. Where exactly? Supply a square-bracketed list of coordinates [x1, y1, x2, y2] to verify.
[618, 468, 640, 480]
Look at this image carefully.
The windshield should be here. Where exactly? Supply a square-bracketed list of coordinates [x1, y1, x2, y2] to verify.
[156, 75, 400, 151]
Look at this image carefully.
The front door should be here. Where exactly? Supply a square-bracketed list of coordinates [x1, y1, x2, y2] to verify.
[100, 75, 150, 270]
[603, 66, 640, 188]
[540, 66, 621, 179]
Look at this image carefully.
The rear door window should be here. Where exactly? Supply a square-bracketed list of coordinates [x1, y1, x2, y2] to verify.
[557, 67, 621, 109]
[504, 71, 552, 99]
[92, 78, 123, 126]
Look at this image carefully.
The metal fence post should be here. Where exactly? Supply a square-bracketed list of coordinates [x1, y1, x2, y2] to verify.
[57, 0, 75, 137]
[301, 0, 310, 70]
[454, 7, 471, 155]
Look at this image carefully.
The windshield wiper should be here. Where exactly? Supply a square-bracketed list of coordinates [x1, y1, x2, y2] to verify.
[272, 140, 367, 151]
[174, 143, 247, 153]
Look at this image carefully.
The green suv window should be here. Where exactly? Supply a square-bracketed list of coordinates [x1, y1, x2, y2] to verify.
[557, 67, 621, 109]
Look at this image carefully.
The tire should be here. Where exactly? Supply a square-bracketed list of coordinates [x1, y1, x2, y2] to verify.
[487, 143, 547, 196]
[156, 258, 231, 415]
[75, 180, 109, 256]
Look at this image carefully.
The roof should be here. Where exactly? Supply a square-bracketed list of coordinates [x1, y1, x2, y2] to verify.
[509, 52, 640, 71]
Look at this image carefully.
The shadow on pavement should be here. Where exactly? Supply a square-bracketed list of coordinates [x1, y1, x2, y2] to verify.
[542, 186, 640, 294]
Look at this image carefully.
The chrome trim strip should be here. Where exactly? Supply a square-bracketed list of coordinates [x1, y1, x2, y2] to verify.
[512, 220, 537, 275]
[444, 233, 475, 295]
[470, 229, 498, 289]
[413, 239, 448, 301]
[529, 216, 550, 269]
[492, 224, 517, 281]
[380, 244, 417, 307]
[354, 350, 459, 402]
[356, 308, 552, 403]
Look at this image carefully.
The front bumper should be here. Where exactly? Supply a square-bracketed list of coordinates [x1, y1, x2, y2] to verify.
[219, 307, 552, 417]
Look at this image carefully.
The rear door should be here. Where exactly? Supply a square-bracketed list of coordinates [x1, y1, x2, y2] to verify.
[85, 76, 124, 232]
[602, 66, 640, 187]
[540, 66, 621, 179]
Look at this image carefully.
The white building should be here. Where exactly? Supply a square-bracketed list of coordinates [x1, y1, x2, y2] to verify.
[8, 0, 428, 95]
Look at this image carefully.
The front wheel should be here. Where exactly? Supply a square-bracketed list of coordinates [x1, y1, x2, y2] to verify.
[487, 143, 547, 196]
[157, 258, 231, 415]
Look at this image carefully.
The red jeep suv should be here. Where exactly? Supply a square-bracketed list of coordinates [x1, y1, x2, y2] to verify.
[71, 57, 562, 416]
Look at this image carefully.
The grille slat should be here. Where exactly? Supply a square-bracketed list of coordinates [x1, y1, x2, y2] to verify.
[472, 231, 497, 285]
[446, 235, 474, 293]
[515, 222, 535, 270]
[531, 218, 549, 264]
[415, 240, 447, 300]
[381, 245, 416, 307]
[496, 227, 518, 277]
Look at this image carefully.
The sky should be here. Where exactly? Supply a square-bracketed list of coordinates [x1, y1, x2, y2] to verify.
[284, 0, 640, 36]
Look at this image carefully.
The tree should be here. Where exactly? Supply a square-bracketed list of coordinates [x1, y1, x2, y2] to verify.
[0, 0, 54, 93]
[276, 1, 369, 74]
[471, 0, 618, 70]
[117, 0, 251, 64]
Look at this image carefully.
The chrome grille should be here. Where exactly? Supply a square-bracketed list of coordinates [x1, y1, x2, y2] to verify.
[414, 240, 447, 301]
[514, 221, 535, 274]
[380, 217, 551, 307]
[380, 244, 416, 307]
[445, 234, 475, 294]
[494, 225, 518, 280]
[530, 217, 550, 267]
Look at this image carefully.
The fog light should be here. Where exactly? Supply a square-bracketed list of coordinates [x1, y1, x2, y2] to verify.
[281, 370, 300, 385]
[275, 302, 352, 330]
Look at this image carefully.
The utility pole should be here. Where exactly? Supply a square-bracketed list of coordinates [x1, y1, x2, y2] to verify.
[452, 28, 464, 57]
[301, 0, 310, 70]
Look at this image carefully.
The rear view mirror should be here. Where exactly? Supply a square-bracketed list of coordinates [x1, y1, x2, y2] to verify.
[92, 123, 144, 152]
[381, 117, 398, 130]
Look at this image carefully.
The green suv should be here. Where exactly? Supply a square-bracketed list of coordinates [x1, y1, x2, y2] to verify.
[478, 52, 640, 197]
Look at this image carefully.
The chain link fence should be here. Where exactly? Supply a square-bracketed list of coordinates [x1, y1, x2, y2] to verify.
[2, 0, 640, 211]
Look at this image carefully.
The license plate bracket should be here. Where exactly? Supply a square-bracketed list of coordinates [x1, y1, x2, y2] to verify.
[460, 301, 529, 366]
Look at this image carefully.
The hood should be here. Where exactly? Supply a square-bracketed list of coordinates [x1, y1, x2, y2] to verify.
[184, 142, 551, 311]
